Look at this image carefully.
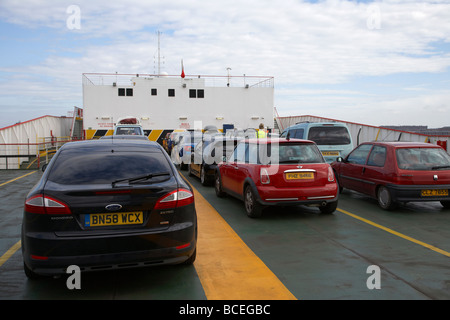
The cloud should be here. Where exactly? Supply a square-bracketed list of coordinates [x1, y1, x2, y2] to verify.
[1, 0, 450, 128]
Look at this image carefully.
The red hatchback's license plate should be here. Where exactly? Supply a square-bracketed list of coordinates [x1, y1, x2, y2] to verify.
[85, 212, 143, 227]
[421, 189, 449, 197]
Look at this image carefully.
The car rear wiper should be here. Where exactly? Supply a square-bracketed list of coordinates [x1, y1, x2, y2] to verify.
[279, 160, 301, 164]
[431, 165, 450, 170]
[112, 172, 171, 187]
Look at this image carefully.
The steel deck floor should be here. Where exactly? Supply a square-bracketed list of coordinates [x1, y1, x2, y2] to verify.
[0, 169, 449, 300]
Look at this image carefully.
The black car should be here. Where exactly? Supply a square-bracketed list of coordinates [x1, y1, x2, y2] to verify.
[189, 137, 241, 185]
[22, 139, 197, 278]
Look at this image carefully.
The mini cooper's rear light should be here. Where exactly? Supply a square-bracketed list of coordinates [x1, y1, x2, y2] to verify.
[154, 188, 194, 210]
[260, 168, 270, 184]
[25, 195, 72, 215]
[328, 167, 335, 182]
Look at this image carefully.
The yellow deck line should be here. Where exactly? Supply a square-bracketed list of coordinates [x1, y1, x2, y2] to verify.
[337, 208, 450, 258]
[0, 241, 21, 268]
[191, 186, 296, 300]
[0, 171, 37, 188]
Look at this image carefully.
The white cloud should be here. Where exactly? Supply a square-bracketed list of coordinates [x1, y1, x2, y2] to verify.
[1, 0, 450, 128]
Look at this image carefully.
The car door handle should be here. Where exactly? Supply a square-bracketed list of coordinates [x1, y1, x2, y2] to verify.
[361, 167, 366, 174]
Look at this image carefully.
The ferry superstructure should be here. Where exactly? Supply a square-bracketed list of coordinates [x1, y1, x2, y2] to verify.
[82, 73, 274, 143]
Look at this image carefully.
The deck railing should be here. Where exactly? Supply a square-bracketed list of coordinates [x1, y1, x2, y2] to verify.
[0, 137, 83, 170]
[82, 73, 274, 88]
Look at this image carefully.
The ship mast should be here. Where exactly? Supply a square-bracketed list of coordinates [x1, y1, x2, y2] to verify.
[157, 30, 161, 76]
[154, 31, 164, 76]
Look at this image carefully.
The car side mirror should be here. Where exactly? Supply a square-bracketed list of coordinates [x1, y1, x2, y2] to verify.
[336, 157, 344, 163]
[41, 164, 48, 172]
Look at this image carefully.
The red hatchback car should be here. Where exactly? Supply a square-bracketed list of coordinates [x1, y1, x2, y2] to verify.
[331, 141, 450, 210]
[214, 138, 338, 218]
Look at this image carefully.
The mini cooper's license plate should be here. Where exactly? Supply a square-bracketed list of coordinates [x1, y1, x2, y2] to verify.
[421, 189, 449, 197]
[285, 172, 314, 180]
[85, 212, 143, 227]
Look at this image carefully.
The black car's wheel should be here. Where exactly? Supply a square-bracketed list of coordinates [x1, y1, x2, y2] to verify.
[214, 173, 226, 197]
[440, 200, 450, 209]
[377, 186, 396, 210]
[244, 185, 263, 218]
[200, 166, 210, 186]
[188, 164, 194, 176]
[182, 248, 196, 265]
[24, 263, 43, 280]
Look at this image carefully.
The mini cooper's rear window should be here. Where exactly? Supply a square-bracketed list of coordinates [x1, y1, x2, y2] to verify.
[47, 150, 173, 184]
[242, 142, 324, 164]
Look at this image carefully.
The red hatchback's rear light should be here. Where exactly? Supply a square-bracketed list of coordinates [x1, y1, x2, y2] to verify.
[25, 195, 72, 215]
[154, 188, 194, 210]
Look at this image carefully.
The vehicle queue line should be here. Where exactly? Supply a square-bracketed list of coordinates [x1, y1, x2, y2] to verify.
[337, 208, 450, 258]
[188, 177, 297, 300]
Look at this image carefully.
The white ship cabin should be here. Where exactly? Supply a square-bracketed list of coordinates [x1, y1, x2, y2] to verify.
[82, 73, 274, 143]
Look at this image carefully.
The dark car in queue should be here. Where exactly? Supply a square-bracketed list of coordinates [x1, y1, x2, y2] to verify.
[21, 139, 197, 279]
[214, 138, 338, 218]
[171, 131, 203, 170]
[331, 141, 450, 210]
[189, 137, 242, 186]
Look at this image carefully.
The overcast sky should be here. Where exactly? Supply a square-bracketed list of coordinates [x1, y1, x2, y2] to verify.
[1, 0, 450, 129]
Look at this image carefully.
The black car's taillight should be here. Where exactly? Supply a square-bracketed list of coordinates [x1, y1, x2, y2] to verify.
[154, 188, 194, 210]
[24, 194, 72, 215]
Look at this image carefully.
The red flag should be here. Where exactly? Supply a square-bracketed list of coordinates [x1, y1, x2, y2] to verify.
[181, 59, 185, 78]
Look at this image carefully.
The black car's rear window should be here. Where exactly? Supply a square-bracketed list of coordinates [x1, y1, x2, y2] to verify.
[47, 150, 173, 185]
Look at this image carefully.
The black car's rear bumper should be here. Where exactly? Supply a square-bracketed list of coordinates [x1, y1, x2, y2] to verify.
[22, 221, 196, 276]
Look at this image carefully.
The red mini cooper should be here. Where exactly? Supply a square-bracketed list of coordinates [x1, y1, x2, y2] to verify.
[214, 138, 338, 218]
[331, 141, 450, 210]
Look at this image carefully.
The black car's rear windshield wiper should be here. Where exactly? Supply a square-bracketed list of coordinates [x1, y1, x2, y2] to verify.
[112, 172, 171, 187]
[431, 165, 450, 170]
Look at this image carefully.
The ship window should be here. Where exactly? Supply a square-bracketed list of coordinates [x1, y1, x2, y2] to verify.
[189, 89, 204, 98]
[151, 88, 157, 96]
[118, 88, 133, 96]
[168, 89, 175, 97]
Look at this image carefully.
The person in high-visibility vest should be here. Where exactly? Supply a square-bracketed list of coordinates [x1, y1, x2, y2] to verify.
[257, 123, 266, 138]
